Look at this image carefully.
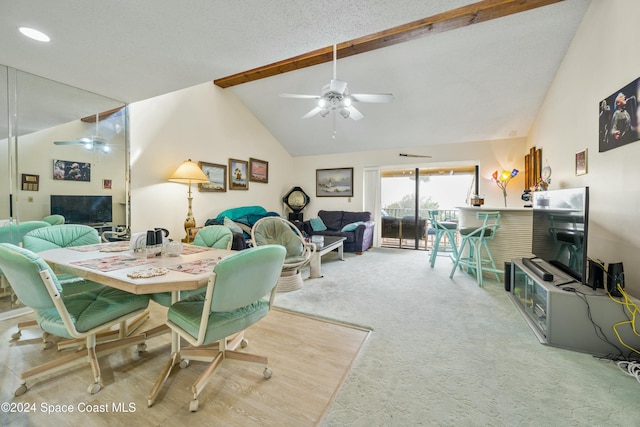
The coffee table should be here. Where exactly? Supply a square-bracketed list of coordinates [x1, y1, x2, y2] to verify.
[309, 236, 346, 278]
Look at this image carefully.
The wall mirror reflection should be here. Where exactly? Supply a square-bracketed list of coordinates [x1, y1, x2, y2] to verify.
[0, 65, 128, 318]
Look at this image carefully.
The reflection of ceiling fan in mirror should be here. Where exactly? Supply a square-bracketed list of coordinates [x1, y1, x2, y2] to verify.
[280, 45, 394, 121]
[53, 107, 124, 153]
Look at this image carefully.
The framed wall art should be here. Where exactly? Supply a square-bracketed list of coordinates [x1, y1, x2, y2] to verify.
[249, 158, 268, 183]
[102, 179, 112, 189]
[229, 158, 249, 190]
[21, 174, 39, 191]
[198, 161, 227, 192]
[575, 149, 588, 176]
[53, 159, 91, 182]
[316, 167, 354, 197]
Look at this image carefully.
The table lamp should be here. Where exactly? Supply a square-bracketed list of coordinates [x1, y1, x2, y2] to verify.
[169, 159, 210, 242]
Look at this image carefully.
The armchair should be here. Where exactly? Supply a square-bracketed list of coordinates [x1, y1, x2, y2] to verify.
[0, 243, 150, 396]
[147, 245, 286, 411]
[252, 216, 315, 291]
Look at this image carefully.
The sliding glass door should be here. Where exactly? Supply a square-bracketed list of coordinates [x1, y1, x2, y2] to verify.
[380, 166, 475, 250]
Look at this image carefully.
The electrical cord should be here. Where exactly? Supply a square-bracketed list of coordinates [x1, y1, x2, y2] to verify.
[616, 360, 640, 384]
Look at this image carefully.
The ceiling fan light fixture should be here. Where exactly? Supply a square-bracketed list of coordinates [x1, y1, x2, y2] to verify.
[84, 142, 94, 150]
[339, 108, 350, 119]
[101, 145, 111, 153]
[342, 97, 352, 107]
[318, 98, 327, 108]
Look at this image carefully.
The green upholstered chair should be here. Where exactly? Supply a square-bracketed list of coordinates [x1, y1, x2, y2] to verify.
[18, 224, 130, 348]
[427, 210, 459, 268]
[251, 216, 314, 292]
[23, 223, 100, 252]
[42, 214, 65, 225]
[449, 211, 502, 287]
[150, 225, 233, 308]
[192, 225, 233, 250]
[0, 243, 150, 396]
[0, 221, 51, 307]
[147, 245, 286, 411]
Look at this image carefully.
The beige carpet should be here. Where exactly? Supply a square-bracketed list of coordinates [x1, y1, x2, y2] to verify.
[0, 306, 369, 426]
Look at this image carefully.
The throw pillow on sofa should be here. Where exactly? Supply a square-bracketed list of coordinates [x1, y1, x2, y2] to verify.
[310, 217, 327, 231]
[223, 217, 244, 234]
[341, 221, 364, 232]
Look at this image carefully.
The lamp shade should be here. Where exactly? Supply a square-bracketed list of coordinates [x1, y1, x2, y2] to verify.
[168, 159, 209, 184]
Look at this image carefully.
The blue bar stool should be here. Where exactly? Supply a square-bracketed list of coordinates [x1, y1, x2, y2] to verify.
[427, 210, 459, 268]
[449, 211, 501, 287]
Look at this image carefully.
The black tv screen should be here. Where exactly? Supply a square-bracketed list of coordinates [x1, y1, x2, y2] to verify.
[50, 195, 113, 224]
[532, 187, 589, 284]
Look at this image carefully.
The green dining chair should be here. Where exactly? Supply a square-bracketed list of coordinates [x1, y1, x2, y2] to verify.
[0, 243, 150, 396]
[0, 220, 51, 308]
[147, 244, 286, 411]
[15, 225, 108, 347]
[192, 225, 233, 249]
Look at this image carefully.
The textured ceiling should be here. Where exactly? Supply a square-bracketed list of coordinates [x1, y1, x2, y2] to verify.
[0, 0, 592, 156]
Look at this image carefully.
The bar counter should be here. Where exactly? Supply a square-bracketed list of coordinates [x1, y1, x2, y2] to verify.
[456, 206, 533, 271]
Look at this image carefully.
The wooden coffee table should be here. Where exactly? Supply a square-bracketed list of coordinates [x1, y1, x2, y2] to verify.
[309, 236, 346, 278]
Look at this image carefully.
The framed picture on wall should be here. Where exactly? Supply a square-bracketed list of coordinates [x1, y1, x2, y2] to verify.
[575, 149, 588, 176]
[198, 161, 227, 192]
[249, 158, 268, 183]
[316, 167, 353, 197]
[53, 159, 91, 182]
[21, 174, 39, 191]
[229, 158, 249, 190]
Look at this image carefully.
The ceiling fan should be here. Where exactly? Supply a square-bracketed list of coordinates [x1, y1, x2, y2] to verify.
[53, 113, 115, 153]
[280, 45, 394, 121]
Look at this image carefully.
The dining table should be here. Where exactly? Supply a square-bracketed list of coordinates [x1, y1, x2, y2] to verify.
[39, 240, 237, 405]
[39, 240, 235, 347]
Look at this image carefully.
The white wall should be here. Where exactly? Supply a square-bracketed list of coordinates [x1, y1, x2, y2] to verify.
[129, 82, 294, 241]
[292, 137, 528, 217]
[529, 0, 640, 295]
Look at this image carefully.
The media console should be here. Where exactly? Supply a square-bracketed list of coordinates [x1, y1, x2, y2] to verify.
[508, 258, 640, 357]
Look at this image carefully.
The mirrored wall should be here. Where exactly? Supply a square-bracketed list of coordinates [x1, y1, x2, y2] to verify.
[1, 65, 128, 316]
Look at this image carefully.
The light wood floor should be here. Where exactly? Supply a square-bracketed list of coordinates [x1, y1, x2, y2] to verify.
[0, 303, 370, 426]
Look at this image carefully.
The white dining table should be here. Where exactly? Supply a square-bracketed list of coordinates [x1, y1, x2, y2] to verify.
[39, 242, 237, 405]
[39, 242, 235, 352]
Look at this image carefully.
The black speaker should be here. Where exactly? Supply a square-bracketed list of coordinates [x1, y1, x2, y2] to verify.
[607, 262, 624, 297]
[504, 262, 512, 292]
[588, 259, 604, 290]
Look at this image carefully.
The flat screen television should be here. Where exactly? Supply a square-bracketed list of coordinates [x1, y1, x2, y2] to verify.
[531, 187, 589, 285]
[50, 195, 113, 224]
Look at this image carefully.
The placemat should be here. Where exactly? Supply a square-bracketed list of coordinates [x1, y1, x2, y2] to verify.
[70, 255, 156, 272]
[68, 241, 129, 252]
[180, 244, 214, 255]
[168, 256, 222, 274]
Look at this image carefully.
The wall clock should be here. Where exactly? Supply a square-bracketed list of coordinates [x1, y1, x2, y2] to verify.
[283, 187, 310, 222]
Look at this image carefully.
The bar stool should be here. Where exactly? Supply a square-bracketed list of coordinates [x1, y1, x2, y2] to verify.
[449, 211, 501, 287]
[427, 210, 459, 268]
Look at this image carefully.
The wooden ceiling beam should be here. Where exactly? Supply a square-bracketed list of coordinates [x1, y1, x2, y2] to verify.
[214, 0, 564, 88]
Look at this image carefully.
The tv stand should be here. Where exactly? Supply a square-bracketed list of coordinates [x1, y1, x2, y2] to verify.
[508, 258, 640, 357]
[522, 257, 553, 281]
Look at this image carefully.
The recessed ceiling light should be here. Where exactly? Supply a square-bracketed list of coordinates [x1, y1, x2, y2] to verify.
[19, 27, 50, 42]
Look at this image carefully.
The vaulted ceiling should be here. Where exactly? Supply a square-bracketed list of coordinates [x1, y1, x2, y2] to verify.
[0, 0, 592, 156]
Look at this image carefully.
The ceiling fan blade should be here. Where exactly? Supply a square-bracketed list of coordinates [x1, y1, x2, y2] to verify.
[345, 105, 364, 121]
[350, 93, 394, 103]
[54, 141, 83, 145]
[330, 79, 347, 94]
[302, 106, 322, 119]
[280, 93, 320, 99]
[399, 153, 432, 158]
